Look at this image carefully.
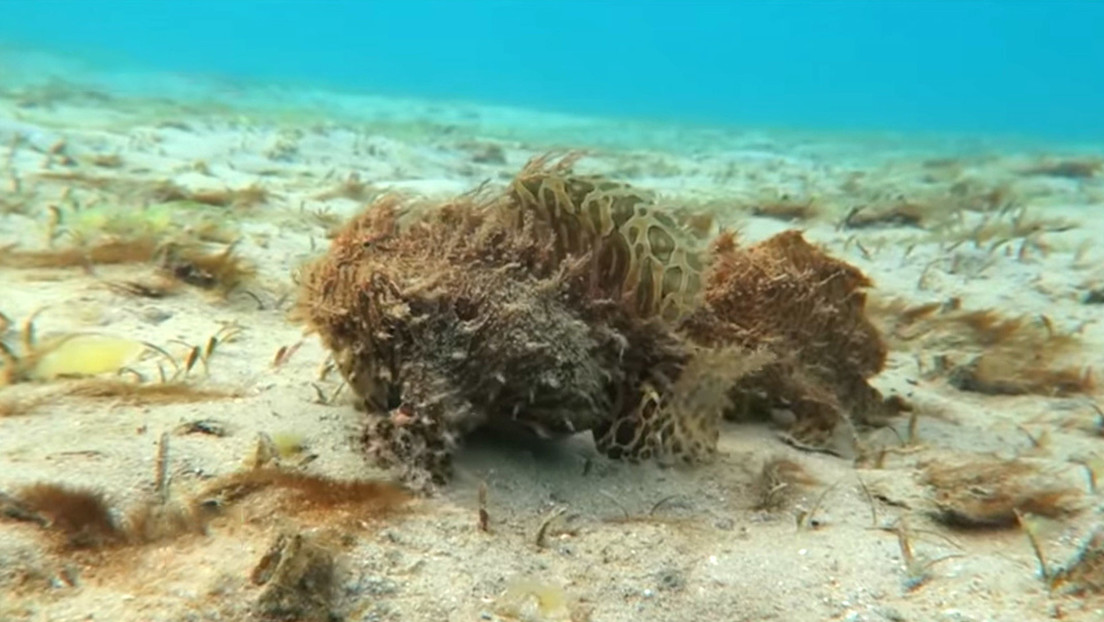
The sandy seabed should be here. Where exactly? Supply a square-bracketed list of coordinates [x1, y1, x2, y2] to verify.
[1, 53, 1104, 622]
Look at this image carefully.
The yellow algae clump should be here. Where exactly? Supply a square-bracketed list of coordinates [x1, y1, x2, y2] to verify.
[28, 334, 147, 381]
[495, 577, 571, 621]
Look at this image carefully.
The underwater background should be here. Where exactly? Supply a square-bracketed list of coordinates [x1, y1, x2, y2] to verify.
[1, 0, 1103, 144]
[4, 2, 1104, 622]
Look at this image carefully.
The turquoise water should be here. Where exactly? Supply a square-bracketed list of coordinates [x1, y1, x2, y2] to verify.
[1, 0, 1102, 142]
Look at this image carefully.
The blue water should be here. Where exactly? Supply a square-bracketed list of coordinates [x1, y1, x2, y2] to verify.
[1, 0, 1102, 142]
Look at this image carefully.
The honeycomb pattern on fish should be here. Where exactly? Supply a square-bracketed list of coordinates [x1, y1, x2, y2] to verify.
[508, 154, 708, 323]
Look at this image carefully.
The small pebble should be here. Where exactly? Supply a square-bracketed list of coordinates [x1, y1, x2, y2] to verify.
[657, 568, 684, 591]
[141, 307, 173, 324]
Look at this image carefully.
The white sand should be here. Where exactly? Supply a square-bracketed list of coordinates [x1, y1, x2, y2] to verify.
[1, 54, 1104, 621]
